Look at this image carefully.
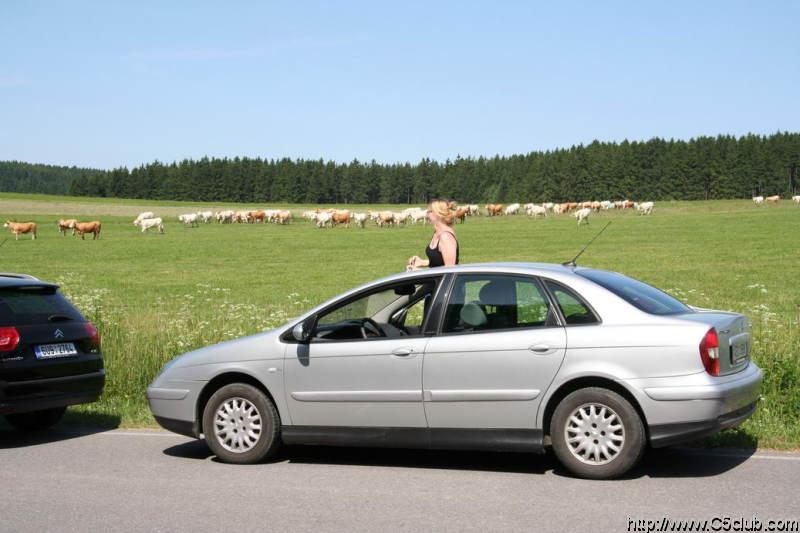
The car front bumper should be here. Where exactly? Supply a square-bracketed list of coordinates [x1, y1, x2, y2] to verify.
[622, 362, 763, 448]
[146, 380, 205, 438]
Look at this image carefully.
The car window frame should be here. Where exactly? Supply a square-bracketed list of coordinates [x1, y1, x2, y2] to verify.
[435, 272, 562, 337]
[281, 274, 446, 344]
[540, 278, 603, 327]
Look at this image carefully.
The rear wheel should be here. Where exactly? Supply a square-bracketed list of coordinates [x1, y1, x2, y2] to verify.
[550, 387, 645, 479]
[5, 406, 67, 431]
[202, 383, 281, 464]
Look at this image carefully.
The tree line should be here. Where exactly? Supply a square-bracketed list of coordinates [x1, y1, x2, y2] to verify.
[0, 161, 104, 196]
[2, 132, 798, 204]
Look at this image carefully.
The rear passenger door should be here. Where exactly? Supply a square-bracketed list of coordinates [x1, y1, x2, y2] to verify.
[422, 274, 566, 430]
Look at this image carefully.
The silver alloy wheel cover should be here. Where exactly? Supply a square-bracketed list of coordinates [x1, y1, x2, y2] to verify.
[214, 396, 263, 453]
[564, 402, 625, 466]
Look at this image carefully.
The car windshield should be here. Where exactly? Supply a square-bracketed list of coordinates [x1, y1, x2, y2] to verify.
[0, 286, 85, 326]
[576, 269, 691, 316]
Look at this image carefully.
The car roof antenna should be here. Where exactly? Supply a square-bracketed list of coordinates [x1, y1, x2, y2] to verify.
[562, 221, 611, 267]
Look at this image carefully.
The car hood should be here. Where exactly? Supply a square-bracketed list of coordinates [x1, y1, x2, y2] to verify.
[168, 328, 283, 370]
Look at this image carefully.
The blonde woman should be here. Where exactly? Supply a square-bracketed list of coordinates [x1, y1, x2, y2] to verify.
[407, 199, 460, 269]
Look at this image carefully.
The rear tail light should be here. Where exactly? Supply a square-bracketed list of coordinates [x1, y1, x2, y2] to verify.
[0, 327, 20, 352]
[700, 327, 720, 376]
[85, 322, 101, 351]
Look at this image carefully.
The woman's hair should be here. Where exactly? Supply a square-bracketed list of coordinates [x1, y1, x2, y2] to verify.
[429, 198, 455, 226]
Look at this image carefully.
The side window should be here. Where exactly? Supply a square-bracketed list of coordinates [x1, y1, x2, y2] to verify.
[545, 280, 599, 325]
[442, 274, 552, 333]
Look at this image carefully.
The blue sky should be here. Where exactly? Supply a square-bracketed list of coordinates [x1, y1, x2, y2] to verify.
[1, 1, 798, 169]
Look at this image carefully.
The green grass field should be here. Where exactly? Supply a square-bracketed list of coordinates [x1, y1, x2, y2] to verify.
[1, 193, 799, 448]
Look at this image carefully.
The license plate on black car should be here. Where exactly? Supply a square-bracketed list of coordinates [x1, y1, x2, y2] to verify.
[35, 343, 78, 359]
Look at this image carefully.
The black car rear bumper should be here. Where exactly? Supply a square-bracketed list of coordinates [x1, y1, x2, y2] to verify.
[648, 401, 757, 448]
[0, 369, 105, 415]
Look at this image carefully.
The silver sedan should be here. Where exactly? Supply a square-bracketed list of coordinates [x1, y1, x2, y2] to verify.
[147, 263, 762, 479]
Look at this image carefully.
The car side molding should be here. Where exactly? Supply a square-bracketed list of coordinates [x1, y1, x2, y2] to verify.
[281, 426, 545, 454]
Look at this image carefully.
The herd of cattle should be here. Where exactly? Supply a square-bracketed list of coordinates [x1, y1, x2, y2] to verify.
[3, 196, 797, 241]
[752, 195, 800, 205]
[152, 199, 658, 232]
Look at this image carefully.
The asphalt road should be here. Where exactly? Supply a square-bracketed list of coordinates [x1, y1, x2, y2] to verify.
[1, 427, 799, 532]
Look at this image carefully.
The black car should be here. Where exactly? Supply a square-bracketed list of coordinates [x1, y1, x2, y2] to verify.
[0, 273, 104, 431]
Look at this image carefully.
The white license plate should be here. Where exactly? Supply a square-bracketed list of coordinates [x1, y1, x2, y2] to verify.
[35, 342, 78, 359]
[731, 342, 748, 363]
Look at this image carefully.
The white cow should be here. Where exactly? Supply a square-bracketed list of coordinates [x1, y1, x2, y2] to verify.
[467, 204, 480, 216]
[197, 211, 213, 223]
[752, 196, 765, 205]
[526, 204, 547, 218]
[133, 211, 155, 226]
[408, 209, 427, 224]
[637, 201, 654, 216]
[574, 208, 591, 226]
[504, 203, 521, 215]
[139, 217, 164, 233]
[792, 195, 800, 204]
[216, 210, 235, 223]
[264, 209, 281, 223]
[353, 212, 368, 228]
[314, 212, 333, 228]
[178, 213, 199, 227]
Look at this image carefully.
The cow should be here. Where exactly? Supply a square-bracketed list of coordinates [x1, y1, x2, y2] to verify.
[353, 212, 368, 228]
[467, 204, 480, 216]
[792, 195, 800, 205]
[408, 209, 428, 224]
[139, 217, 165, 234]
[216, 210, 234, 223]
[73, 221, 102, 240]
[4, 221, 37, 240]
[454, 207, 469, 223]
[504, 203, 521, 215]
[486, 204, 504, 216]
[133, 212, 155, 226]
[765, 195, 781, 204]
[526, 204, 547, 218]
[276, 210, 292, 225]
[249, 210, 266, 223]
[752, 196, 765, 205]
[622, 200, 635, 209]
[574, 208, 591, 226]
[637, 201, 655, 216]
[57, 219, 77, 236]
[376, 211, 395, 227]
[314, 212, 333, 228]
[331, 211, 352, 228]
[197, 211, 214, 223]
[178, 213, 200, 227]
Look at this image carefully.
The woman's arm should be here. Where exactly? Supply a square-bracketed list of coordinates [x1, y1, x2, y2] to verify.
[438, 232, 458, 266]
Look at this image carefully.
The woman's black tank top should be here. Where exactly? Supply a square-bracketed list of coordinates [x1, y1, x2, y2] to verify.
[425, 230, 460, 267]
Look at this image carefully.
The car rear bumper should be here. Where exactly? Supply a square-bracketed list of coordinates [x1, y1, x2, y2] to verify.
[0, 369, 105, 414]
[621, 362, 762, 448]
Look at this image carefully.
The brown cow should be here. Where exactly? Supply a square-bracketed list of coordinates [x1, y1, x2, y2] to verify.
[485, 204, 504, 216]
[622, 200, 635, 209]
[765, 195, 781, 204]
[454, 207, 469, 223]
[73, 221, 101, 240]
[332, 211, 351, 228]
[57, 219, 78, 236]
[250, 210, 266, 223]
[4, 221, 37, 240]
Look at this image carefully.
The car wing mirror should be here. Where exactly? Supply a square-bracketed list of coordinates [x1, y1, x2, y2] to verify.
[292, 318, 314, 342]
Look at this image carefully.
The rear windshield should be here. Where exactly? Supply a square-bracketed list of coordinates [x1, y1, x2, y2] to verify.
[0, 286, 85, 326]
[576, 269, 691, 316]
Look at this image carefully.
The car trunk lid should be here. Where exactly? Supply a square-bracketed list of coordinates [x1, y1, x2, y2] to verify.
[677, 309, 751, 376]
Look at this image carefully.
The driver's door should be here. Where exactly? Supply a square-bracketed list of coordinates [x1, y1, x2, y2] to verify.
[283, 278, 440, 428]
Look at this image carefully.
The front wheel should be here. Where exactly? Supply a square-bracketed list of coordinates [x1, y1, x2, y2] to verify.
[550, 387, 645, 479]
[5, 406, 66, 431]
[202, 383, 281, 464]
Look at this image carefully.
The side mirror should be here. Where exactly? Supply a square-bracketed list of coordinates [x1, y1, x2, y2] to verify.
[292, 319, 313, 342]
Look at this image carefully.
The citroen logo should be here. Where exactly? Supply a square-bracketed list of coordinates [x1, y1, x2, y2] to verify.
[54, 329, 64, 339]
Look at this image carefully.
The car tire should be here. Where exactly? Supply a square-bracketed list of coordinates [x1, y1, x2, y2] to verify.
[5, 406, 67, 431]
[202, 383, 281, 464]
[550, 387, 645, 479]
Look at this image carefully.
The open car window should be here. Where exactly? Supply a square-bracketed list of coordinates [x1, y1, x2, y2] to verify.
[312, 278, 439, 341]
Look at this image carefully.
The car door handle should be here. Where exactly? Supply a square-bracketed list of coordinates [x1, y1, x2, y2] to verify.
[529, 344, 554, 354]
[391, 347, 415, 356]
